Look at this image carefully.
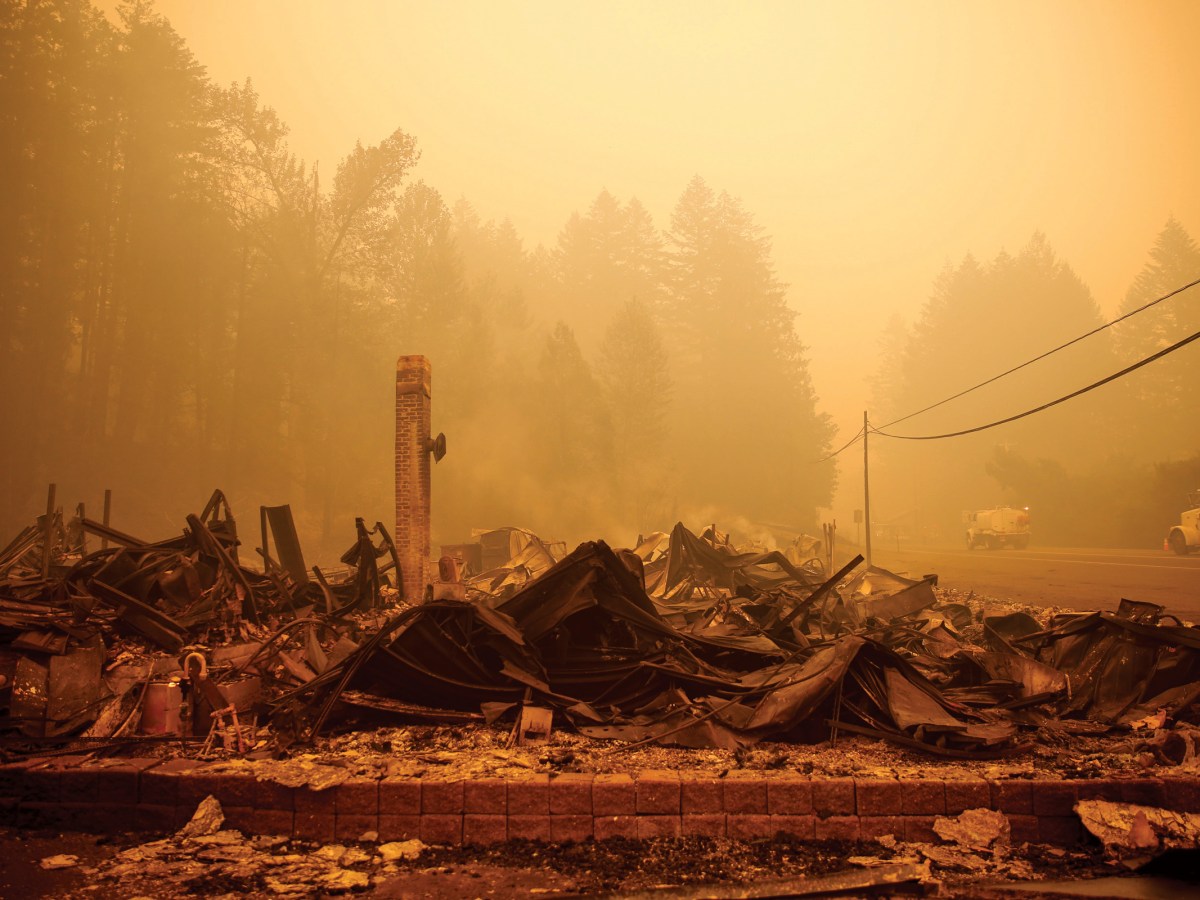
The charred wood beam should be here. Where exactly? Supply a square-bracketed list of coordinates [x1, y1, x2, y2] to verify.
[0, 525, 40, 575]
[304, 608, 424, 742]
[90, 580, 187, 652]
[771, 553, 864, 633]
[78, 518, 152, 550]
[186, 513, 260, 625]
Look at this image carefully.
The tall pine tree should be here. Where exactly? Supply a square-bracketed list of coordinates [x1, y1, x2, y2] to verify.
[597, 299, 673, 531]
[1112, 217, 1200, 452]
[663, 176, 834, 528]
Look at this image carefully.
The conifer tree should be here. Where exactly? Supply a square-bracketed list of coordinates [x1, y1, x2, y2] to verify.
[879, 235, 1117, 543]
[663, 176, 835, 527]
[597, 299, 673, 530]
[1112, 217, 1200, 450]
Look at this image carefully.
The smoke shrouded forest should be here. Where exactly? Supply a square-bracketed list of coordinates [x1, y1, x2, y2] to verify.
[0, 0, 836, 556]
[3, 0, 1198, 558]
[868, 225, 1200, 547]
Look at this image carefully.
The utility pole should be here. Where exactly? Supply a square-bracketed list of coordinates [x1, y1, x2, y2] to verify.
[863, 411, 872, 567]
[101, 489, 112, 551]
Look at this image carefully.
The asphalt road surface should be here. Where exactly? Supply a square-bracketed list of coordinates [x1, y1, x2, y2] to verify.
[861, 544, 1200, 621]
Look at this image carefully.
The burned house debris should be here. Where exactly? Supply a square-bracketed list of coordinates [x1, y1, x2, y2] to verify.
[6, 490, 1196, 770]
[284, 525, 1200, 760]
[0, 489, 399, 747]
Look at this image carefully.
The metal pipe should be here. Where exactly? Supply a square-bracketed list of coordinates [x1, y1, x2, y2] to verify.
[101, 488, 111, 551]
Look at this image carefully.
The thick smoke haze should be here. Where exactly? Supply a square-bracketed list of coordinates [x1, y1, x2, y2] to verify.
[4, 0, 1199, 561]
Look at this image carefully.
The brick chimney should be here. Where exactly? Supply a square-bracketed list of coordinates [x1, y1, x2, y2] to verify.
[395, 355, 432, 601]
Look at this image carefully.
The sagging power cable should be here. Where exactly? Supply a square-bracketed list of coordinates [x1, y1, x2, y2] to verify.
[879, 274, 1200, 430]
[814, 423, 866, 462]
[872, 326, 1200, 441]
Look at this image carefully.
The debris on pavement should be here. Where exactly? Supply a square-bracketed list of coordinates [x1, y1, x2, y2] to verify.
[178, 794, 227, 839]
[933, 808, 1012, 854]
[38, 854, 79, 870]
[91, 795, 387, 896]
[1076, 799, 1200, 855]
[378, 839, 426, 862]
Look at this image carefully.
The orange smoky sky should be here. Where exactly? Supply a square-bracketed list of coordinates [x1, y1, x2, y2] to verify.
[102, 0, 1200, 493]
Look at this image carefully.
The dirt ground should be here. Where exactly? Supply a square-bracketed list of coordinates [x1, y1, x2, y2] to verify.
[0, 823, 1147, 899]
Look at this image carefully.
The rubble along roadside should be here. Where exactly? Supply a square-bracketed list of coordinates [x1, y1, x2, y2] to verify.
[0, 796, 1127, 900]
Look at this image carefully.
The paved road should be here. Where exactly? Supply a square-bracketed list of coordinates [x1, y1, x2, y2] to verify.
[858, 544, 1200, 621]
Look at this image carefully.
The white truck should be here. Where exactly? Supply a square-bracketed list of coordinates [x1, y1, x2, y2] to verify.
[965, 507, 1031, 550]
[1167, 490, 1200, 556]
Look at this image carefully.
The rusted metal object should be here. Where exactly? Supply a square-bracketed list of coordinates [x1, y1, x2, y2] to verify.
[140, 681, 182, 735]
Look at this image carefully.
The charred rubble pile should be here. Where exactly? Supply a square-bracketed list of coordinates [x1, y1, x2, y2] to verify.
[0, 490, 403, 753]
[281, 522, 1200, 760]
[3, 505, 1199, 763]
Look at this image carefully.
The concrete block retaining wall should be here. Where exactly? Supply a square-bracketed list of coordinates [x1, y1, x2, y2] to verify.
[3, 757, 1197, 846]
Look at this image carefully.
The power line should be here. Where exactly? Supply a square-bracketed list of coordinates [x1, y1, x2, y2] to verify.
[814, 423, 865, 462]
[871, 326, 1200, 441]
[815, 274, 1200, 462]
[879, 274, 1200, 430]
